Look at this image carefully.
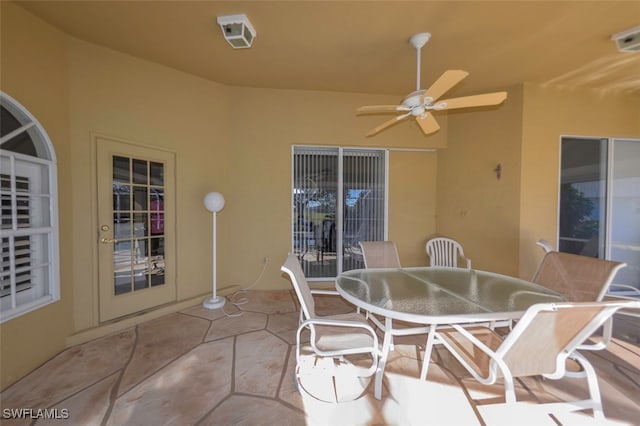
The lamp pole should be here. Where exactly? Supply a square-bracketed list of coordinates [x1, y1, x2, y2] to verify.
[202, 192, 225, 310]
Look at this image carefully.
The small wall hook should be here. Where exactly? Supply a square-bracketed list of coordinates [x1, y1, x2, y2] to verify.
[494, 163, 502, 180]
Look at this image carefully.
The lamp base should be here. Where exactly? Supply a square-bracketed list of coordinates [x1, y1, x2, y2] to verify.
[202, 296, 226, 310]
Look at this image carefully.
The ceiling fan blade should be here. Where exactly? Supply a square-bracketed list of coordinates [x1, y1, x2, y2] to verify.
[415, 113, 440, 136]
[366, 112, 411, 136]
[436, 92, 507, 110]
[357, 105, 410, 113]
[422, 70, 469, 103]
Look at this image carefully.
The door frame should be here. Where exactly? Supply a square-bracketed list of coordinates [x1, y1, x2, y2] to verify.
[92, 133, 177, 323]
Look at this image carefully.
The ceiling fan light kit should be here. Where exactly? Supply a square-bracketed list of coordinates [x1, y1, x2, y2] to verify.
[358, 32, 507, 137]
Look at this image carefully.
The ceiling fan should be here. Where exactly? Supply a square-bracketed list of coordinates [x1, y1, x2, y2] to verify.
[358, 32, 507, 137]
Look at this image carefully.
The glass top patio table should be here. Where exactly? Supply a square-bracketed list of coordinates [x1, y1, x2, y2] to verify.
[336, 267, 567, 325]
[336, 266, 567, 400]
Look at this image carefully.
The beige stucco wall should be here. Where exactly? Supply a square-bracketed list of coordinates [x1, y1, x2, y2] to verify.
[225, 86, 441, 290]
[0, 2, 73, 389]
[519, 84, 640, 280]
[66, 38, 234, 331]
[435, 85, 524, 276]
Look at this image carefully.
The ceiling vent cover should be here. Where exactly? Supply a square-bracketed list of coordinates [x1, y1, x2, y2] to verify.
[611, 25, 640, 52]
[217, 14, 256, 49]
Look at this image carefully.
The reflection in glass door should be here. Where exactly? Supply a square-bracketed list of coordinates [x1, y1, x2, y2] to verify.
[112, 156, 166, 295]
[97, 137, 175, 322]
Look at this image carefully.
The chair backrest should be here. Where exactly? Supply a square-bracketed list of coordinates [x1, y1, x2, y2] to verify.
[281, 254, 316, 320]
[358, 241, 401, 268]
[425, 237, 468, 268]
[499, 300, 640, 378]
[532, 251, 626, 302]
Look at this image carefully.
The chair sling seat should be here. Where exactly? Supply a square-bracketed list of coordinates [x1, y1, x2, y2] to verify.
[312, 313, 376, 353]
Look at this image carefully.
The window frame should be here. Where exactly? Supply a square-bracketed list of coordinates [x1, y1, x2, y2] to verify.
[1, 91, 60, 323]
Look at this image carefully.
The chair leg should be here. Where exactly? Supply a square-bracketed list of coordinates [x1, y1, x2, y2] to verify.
[420, 325, 437, 381]
[572, 352, 604, 419]
[502, 370, 517, 404]
[375, 317, 394, 400]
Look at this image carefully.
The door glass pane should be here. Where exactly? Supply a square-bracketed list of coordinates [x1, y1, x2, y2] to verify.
[293, 148, 339, 278]
[559, 138, 607, 256]
[133, 187, 148, 211]
[114, 240, 133, 295]
[150, 162, 164, 186]
[111, 154, 166, 296]
[113, 156, 130, 183]
[343, 150, 385, 272]
[113, 184, 130, 211]
[610, 139, 640, 294]
[133, 159, 148, 184]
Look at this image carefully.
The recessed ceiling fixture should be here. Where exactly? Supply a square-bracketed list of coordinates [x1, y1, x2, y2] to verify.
[217, 14, 256, 49]
[611, 25, 640, 52]
[357, 32, 507, 137]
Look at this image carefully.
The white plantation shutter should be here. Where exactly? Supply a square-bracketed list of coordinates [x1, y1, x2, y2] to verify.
[0, 92, 59, 323]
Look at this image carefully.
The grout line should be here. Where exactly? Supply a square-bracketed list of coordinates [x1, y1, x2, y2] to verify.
[101, 325, 139, 426]
[275, 344, 293, 399]
[230, 335, 237, 395]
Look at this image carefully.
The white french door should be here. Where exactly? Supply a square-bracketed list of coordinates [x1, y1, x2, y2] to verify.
[96, 136, 176, 321]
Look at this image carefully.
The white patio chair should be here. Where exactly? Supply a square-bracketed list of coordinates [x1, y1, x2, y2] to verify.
[281, 253, 378, 402]
[358, 240, 401, 269]
[531, 251, 626, 351]
[435, 300, 640, 419]
[426, 237, 471, 269]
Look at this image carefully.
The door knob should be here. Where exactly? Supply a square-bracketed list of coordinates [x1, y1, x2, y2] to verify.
[100, 237, 118, 244]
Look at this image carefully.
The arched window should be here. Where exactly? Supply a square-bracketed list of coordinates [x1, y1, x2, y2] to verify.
[0, 92, 60, 323]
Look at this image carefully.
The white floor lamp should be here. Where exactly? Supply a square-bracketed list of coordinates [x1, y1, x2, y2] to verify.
[202, 192, 225, 310]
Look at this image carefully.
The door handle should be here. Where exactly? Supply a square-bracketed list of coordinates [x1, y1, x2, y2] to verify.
[100, 237, 118, 244]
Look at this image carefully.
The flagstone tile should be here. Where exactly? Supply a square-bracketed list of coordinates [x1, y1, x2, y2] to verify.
[266, 312, 301, 344]
[180, 303, 238, 320]
[201, 395, 305, 425]
[38, 373, 118, 426]
[117, 313, 209, 396]
[1, 329, 134, 412]
[278, 346, 303, 410]
[235, 330, 288, 397]
[205, 311, 267, 342]
[237, 290, 296, 314]
[107, 339, 233, 426]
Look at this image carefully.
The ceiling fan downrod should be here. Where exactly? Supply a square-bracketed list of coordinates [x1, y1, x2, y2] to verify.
[409, 32, 431, 91]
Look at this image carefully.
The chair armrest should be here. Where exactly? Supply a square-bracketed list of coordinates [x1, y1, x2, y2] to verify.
[296, 317, 379, 376]
[310, 289, 340, 296]
[609, 284, 640, 296]
[300, 317, 377, 337]
[462, 257, 472, 269]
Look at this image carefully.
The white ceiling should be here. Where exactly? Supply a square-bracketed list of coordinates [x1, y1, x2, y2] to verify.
[15, 1, 640, 98]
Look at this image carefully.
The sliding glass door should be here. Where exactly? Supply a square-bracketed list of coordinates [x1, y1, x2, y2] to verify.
[292, 146, 387, 279]
[559, 137, 640, 296]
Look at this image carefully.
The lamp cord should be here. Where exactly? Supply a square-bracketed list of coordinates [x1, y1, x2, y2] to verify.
[221, 257, 270, 318]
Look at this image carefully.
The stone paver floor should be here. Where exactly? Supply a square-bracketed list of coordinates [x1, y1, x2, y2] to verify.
[1, 290, 638, 425]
